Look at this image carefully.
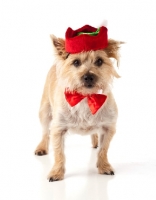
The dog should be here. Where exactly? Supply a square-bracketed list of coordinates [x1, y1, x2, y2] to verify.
[34, 25, 122, 181]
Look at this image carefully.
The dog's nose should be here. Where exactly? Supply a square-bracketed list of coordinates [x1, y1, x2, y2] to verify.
[83, 74, 94, 83]
[82, 73, 96, 88]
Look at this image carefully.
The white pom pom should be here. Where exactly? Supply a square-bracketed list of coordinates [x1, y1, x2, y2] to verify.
[98, 20, 108, 28]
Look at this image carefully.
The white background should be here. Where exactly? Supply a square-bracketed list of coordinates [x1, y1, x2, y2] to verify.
[1, 0, 156, 200]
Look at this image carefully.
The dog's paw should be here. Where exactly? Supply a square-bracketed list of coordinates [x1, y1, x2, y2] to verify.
[104, 170, 114, 175]
[48, 170, 64, 182]
[98, 167, 115, 175]
[49, 177, 61, 182]
[35, 149, 48, 156]
[97, 162, 114, 175]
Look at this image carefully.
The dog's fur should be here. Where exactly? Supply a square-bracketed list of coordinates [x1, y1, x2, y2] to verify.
[35, 34, 122, 181]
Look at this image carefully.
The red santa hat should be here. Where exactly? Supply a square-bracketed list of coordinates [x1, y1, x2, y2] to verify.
[65, 24, 108, 54]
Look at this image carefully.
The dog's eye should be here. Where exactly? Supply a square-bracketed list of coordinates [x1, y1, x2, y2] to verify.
[73, 59, 81, 67]
[94, 58, 103, 67]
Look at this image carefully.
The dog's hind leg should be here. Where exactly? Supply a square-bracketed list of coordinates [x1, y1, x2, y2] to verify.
[91, 134, 98, 148]
[35, 102, 52, 156]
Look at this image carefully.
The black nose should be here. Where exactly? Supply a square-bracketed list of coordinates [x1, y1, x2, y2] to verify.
[82, 73, 96, 88]
[83, 74, 94, 83]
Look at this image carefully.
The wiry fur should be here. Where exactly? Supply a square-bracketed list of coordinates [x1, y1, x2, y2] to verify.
[35, 34, 122, 181]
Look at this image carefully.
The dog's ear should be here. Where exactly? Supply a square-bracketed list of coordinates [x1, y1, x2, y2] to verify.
[104, 39, 124, 66]
[50, 34, 68, 60]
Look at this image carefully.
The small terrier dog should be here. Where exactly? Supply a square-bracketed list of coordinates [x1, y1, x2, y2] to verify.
[35, 25, 122, 181]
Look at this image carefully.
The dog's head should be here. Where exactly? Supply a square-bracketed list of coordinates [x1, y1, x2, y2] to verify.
[51, 35, 122, 95]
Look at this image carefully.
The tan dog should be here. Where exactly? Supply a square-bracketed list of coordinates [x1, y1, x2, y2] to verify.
[35, 34, 122, 181]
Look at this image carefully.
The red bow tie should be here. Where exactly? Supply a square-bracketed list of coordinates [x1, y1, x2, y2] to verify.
[64, 90, 107, 114]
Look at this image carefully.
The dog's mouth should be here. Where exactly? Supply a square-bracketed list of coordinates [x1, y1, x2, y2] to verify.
[75, 84, 101, 95]
[84, 83, 94, 88]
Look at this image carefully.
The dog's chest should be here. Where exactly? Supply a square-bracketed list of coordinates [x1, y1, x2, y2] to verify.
[60, 98, 115, 135]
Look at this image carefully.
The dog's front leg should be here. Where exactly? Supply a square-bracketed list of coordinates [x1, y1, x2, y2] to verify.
[48, 127, 66, 182]
[97, 126, 116, 175]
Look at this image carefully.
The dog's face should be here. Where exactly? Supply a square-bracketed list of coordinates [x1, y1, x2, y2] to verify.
[51, 35, 121, 95]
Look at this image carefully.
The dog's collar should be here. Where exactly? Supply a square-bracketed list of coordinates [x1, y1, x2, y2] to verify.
[64, 90, 107, 114]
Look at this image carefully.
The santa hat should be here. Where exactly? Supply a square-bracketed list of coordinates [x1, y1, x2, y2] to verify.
[65, 24, 108, 54]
